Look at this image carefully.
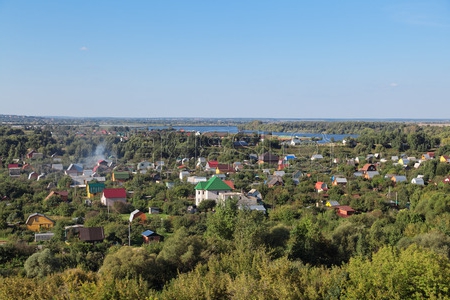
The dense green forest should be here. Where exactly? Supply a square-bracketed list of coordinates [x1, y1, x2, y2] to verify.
[2, 120, 450, 299]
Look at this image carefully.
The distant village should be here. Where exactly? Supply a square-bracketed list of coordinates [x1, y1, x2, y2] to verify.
[4, 126, 449, 244]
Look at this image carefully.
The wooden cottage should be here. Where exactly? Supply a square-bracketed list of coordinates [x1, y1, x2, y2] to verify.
[26, 213, 55, 232]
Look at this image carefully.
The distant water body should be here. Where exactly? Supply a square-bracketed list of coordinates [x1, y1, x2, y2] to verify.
[148, 126, 357, 143]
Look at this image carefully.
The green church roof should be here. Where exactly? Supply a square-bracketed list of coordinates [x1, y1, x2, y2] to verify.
[195, 176, 232, 191]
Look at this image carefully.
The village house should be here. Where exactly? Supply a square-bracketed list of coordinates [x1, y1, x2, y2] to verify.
[65, 163, 84, 176]
[292, 170, 303, 184]
[273, 170, 285, 177]
[149, 207, 160, 214]
[179, 170, 190, 180]
[26, 213, 55, 232]
[142, 230, 163, 243]
[87, 182, 105, 199]
[421, 152, 435, 161]
[332, 176, 347, 186]
[101, 188, 127, 207]
[216, 163, 235, 174]
[44, 190, 69, 202]
[267, 176, 284, 188]
[79, 227, 105, 243]
[28, 172, 39, 180]
[187, 176, 207, 184]
[205, 160, 219, 172]
[360, 163, 377, 173]
[196, 157, 207, 168]
[27, 150, 43, 160]
[335, 206, 356, 217]
[364, 171, 380, 180]
[258, 152, 279, 165]
[129, 209, 147, 223]
[233, 162, 244, 172]
[411, 177, 425, 185]
[315, 181, 328, 193]
[217, 192, 266, 213]
[137, 161, 154, 174]
[247, 189, 263, 202]
[440, 155, 450, 163]
[8, 164, 21, 177]
[326, 200, 340, 207]
[112, 171, 131, 183]
[195, 176, 233, 206]
[398, 157, 410, 166]
[391, 175, 407, 184]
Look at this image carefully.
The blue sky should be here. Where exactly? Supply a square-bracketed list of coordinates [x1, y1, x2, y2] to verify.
[0, 1, 449, 119]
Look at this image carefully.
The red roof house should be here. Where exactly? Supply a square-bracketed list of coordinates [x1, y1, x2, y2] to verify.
[206, 161, 219, 171]
[101, 188, 127, 207]
[315, 182, 328, 192]
[360, 164, 377, 172]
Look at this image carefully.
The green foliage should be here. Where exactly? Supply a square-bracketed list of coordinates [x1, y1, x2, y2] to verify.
[99, 246, 161, 287]
[206, 198, 238, 240]
[343, 245, 450, 299]
[24, 248, 60, 278]
[157, 227, 205, 275]
[287, 215, 336, 266]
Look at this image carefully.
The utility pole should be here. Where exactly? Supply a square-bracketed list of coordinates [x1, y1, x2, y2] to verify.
[128, 221, 131, 246]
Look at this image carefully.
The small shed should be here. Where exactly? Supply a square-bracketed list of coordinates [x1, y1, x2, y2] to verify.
[130, 209, 147, 223]
[79, 227, 105, 243]
[149, 207, 160, 214]
[142, 230, 163, 243]
[326, 200, 340, 207]
[411, 177, 425, 185]
[311, 154, 324, 161]
[391, 175, 407, 183]
[336, 206, 356, 217]
[35, 232, 55, 242]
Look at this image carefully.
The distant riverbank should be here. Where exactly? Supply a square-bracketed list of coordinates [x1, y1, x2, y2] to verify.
[148, 126, 357, 143]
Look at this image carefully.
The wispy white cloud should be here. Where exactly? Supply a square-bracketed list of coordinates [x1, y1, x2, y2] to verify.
[80, 46, 88, 51]
[390, 82, 399, 87]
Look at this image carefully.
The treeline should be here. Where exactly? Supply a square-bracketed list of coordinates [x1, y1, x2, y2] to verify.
[239, 119, 450, 136]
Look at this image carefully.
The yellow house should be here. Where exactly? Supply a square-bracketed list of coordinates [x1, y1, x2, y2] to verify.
[440, 155, 450, 163]
[26, 213, 54, 232]
[326, 200, 340, 207]
[112, 171, 130, 182]
[86, 182, 105, 199]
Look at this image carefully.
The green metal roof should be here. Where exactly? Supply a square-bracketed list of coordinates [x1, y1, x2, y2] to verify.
[195, 176, 232, 191]
[88, 182, 105, 193]
[113, 171, 130, 179]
